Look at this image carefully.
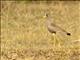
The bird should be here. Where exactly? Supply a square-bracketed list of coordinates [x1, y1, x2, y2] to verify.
[45, 13, 71, 36]
[45, 13, 71, 47]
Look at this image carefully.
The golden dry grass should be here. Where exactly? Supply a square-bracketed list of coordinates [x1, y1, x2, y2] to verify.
[1, 1, 80, 60]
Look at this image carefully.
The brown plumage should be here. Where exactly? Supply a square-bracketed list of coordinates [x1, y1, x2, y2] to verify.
[45, 13, 71, 36]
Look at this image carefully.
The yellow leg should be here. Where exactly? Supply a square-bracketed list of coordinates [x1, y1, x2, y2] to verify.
[52, 33, 56, 47]
[53, 34, 61, 48]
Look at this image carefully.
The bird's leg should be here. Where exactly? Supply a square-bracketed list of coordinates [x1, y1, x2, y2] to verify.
[53, 34, 61, 47]
[53, 34, 57, 47]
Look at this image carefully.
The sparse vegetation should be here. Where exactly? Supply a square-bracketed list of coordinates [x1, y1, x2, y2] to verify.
[1, 1, 80, 60]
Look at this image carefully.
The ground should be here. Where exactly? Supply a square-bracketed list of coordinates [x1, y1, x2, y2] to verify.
[1, 1, 80, 60]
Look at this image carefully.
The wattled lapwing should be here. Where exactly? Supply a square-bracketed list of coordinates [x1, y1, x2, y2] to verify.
[45, 13, 71, 46]
[45, 13, 71, 36]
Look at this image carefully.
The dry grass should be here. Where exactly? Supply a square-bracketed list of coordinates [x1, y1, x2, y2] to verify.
[1, 1, 80, 60]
